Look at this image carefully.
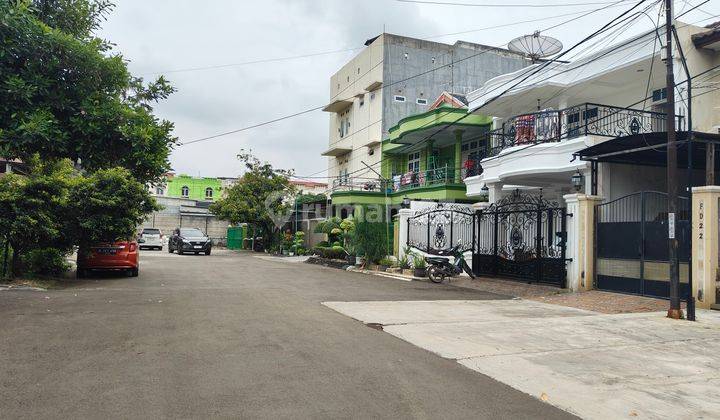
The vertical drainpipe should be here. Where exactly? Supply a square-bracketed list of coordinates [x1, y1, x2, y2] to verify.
[454, 129, 464, 183]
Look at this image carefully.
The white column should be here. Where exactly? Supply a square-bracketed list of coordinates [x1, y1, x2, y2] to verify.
[564, 194, 581, 291]
[488, 183, 503, 204]
[397, 208, 415, 259]
[563, 193, 603, 291]
[692, 186, 720, 309]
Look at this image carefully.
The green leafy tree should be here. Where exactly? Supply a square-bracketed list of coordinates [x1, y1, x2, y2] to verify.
[0, 157, 76, 276]
[0, 1, 174, 277]
[210, 151, 296, 249]
[70, 167, 159, 249]
[0, 0, 177, 183]
[0, 158, 157, 277]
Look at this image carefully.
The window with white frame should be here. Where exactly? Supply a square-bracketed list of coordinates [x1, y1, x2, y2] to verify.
[181, 186, 189, 197]
[407, 152, 421, 173]
[205, 187, 213, 199]
[416, 98, 428, 105]
[394, 95, 406, 103]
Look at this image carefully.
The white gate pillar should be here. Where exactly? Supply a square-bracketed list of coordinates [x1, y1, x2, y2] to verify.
[564, 194, 603, 291]
[691, 186, 720, 309]
[397, 208, 415, 259]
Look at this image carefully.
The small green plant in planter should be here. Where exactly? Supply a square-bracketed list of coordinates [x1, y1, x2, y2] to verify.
[413, 254, 427, 277]
[398, 254, 411, 270]
[378, 257, 394, 271]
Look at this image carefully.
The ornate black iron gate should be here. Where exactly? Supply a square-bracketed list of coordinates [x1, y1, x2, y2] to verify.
[407, 204, 476, 255]
[595, 191, 690, 298]
[473, 191, 568, 287]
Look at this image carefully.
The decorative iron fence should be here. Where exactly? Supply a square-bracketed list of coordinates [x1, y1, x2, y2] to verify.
[487, 103, 685, 157]
[474, 190, 568, 287]
[407, 204, 476, 255]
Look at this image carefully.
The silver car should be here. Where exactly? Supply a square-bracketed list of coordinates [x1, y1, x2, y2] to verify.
[138, 228, 164, 250]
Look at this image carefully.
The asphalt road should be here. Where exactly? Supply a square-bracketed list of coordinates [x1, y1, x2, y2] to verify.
[0, 249, 576, 419]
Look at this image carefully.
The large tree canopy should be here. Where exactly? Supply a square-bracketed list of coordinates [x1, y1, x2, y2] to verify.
[0, 0, 176, 183]
[210, 151, 296, 246]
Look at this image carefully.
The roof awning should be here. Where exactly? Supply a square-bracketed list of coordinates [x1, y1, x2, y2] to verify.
[321, 146, 352, 157]
[364, 81, 382, 92]
[692, 27, 720, 51]
[363, 140, 381, 148]
[322, 99, 353, 113]
[576, 131, 720, 169]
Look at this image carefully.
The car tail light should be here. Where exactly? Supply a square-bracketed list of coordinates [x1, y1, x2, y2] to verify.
[129, 243, 136, 252]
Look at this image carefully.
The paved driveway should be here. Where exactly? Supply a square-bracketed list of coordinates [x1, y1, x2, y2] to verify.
[0, 250, 575, 419]
[326, 299, 720, 419]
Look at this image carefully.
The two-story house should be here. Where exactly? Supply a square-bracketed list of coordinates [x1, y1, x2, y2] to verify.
[322, 33, 529, 217]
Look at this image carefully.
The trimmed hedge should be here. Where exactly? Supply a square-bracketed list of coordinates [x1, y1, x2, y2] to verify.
[312, 245, 346, 260]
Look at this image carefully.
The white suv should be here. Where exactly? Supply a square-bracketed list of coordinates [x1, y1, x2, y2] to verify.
[138, 228, 164, 250]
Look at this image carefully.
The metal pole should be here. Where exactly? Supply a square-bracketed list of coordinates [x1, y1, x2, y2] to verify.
[664, 0, 682, 319]
[672, 26, 695, 321]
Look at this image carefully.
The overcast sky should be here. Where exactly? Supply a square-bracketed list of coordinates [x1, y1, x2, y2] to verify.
[98, 0, 719, 180]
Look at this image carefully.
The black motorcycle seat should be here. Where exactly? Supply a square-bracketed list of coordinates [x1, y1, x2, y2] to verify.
[426, 257, 450, 264]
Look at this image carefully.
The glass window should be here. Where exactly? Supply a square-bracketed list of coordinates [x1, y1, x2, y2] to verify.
[408, 152, 421, 173]
[180, 228, 204, 236]
[181, 186, 189, 197]
[394, 95, 406, 103]
[205, 187, 213, 198]
[416, 98, 428, 105]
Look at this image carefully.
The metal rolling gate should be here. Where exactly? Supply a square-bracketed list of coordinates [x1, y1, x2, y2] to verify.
[595, 191, 690, 298]
[407, 205, 476, 255]
[473, 191, 567, 287]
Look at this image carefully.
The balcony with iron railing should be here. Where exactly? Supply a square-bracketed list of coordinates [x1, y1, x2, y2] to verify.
[486, 103, 685, 157]
[331, 160, 485, 196]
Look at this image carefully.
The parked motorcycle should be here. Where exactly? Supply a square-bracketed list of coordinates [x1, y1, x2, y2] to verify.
[425, 245, 475, 283]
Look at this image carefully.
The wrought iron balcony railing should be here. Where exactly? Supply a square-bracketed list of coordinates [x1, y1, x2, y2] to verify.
[331, 160, 483, 194]
[487, 103, 685, 157]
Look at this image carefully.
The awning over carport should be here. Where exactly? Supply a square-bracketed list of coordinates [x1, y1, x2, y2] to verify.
[575, 131, 720, 169]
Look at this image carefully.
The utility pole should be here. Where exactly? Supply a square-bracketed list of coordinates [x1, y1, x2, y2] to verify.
[664, 0, 682, 319]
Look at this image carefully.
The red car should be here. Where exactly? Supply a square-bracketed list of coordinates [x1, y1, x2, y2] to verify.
[76, 241, 139, 278]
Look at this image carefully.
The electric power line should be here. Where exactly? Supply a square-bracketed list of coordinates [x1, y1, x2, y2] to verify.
[323, 0, 653, 183]
[178, 0, 639, 147]
[396, 0, 632, 7]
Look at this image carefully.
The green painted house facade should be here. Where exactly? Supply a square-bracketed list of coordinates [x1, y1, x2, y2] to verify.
[165, 175, 223, 201]
[330, 99, 492, 217]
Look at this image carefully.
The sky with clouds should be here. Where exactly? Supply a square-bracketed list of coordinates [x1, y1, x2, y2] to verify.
[98, 0, 719, 179]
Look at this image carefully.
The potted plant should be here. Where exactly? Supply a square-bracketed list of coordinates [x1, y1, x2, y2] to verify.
[398, 253, 412, 276]
[413, 254, 427, 277]
[378, 257, 394, 272]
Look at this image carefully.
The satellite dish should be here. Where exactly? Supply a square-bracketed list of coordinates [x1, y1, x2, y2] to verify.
[508, 31, 563, 62]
